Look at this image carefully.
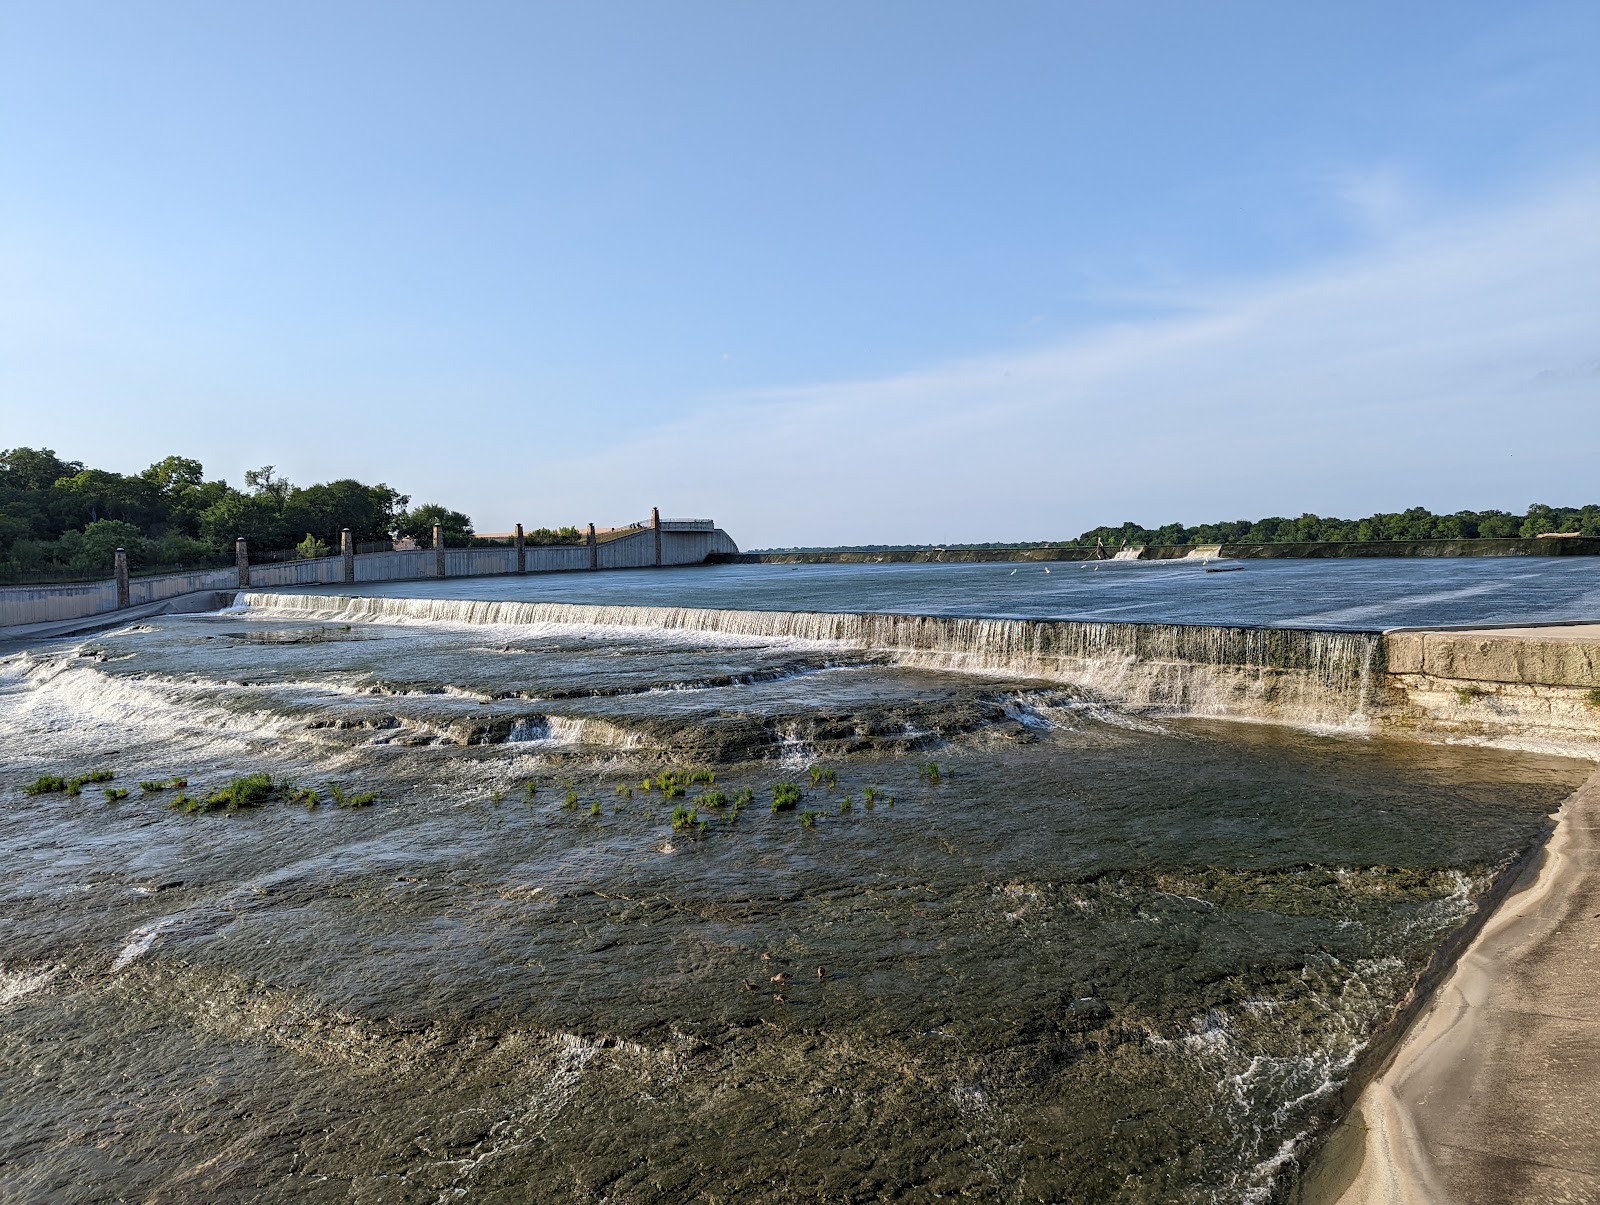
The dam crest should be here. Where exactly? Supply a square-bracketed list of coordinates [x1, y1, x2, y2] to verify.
[236, 593, 1600, 752]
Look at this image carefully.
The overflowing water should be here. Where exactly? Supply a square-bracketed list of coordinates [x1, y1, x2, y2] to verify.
[240, 591, 1385, 731]
[271, 555, 1600, 629]
[0, 588, 1591, 1202]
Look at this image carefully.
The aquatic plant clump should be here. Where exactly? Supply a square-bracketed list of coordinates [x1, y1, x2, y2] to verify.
[24, 775, 67, 796]
[198, 773, 275, 813]
[771, 782, 803, 812]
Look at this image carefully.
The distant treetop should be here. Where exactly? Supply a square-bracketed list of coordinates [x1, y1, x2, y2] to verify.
[750, 504, 1600, 554]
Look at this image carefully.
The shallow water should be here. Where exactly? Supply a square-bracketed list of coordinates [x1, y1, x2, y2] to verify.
[0, 606, 1590, 1202]
[287, 556, 1600, 629]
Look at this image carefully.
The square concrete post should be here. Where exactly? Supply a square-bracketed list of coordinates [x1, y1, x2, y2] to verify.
[341, 528, 355, 583]
[515, 523, 526, 574]
[587, 523, 598, 571]
[433, 524, 446, 578]
[114, 548, 130, 609]
[652, 507, 662, 567]
[236, 537, 250, 588]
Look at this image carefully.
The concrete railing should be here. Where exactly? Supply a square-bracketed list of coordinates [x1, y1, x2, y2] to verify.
[0, 520, 739, 629]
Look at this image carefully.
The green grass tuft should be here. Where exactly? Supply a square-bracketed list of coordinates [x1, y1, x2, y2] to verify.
[202, 772, 275, 812]
[24, 775, 66, 796]
[799, 809, 819, 827]
[771, 782, 802, 813]
[105, 787, 130, 801]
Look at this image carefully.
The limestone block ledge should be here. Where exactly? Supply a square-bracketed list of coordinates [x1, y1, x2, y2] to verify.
[1384, 627, 1600, 686]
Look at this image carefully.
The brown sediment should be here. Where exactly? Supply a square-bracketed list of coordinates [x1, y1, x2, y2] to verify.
[1305, 765, 1600, 1204]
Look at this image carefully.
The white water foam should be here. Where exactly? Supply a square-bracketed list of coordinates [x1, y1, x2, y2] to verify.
[239, 594, 1384, 732]
[0, 963, 59, 1010]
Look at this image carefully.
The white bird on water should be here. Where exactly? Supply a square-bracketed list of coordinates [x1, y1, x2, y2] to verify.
[1009, 569, 1017, 576]
[1044, 567, 1051, 574]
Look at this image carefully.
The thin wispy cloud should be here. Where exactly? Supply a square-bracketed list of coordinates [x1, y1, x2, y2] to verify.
[534, 171, 1600, 545]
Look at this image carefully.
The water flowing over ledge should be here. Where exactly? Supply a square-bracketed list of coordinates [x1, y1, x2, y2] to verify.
[236, 592, 1384, 731]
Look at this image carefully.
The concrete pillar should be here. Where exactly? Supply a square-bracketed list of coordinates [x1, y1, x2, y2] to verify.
[341, 528, 355, 583]
[114, 547, 130, 609]
[433, 524, 446, 578]
[587, 522, 598, 571]
[236, 537, 250, 588]
[652, 506, 662, 567]
[514, 523, 526, 574]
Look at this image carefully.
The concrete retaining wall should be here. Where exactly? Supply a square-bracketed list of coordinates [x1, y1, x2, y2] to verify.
[0, 526, 739, 628]
[1381, 627, 1600, 751]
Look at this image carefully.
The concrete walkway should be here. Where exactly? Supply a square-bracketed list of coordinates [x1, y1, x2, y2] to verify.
[1315, 766, 1600, 1203]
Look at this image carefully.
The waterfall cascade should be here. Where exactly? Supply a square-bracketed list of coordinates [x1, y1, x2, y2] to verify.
[238, 593, 1384, 730]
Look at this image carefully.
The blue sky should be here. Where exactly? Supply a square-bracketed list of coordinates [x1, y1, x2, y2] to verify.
[2, 1, 1596, 545]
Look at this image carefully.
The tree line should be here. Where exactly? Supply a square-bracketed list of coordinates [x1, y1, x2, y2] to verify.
[754, 504, 1600, 554]
[1071, 504, 1600, 549]
[0, 447, 475, 581]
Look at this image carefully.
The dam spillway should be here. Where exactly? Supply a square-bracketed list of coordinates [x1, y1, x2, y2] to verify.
[237, 590, 1600, 751]
[238, 591, 1387, 733]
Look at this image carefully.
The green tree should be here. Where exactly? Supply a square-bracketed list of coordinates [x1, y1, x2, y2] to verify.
[198, 491, 287, 550]
[244, 465, 291, 506]
[0, 447, 82, 491]
[1520, 504, 1561, 538]
[73, 519, 144, 574]
[295, 533, 332, 559]
[282, 479, 408, 547]
[139, 456, 206, 496]
[398, 503, 474, 547]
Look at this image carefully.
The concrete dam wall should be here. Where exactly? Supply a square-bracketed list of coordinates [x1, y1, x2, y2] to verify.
[233, 594, 1600, 752]
[0, 524, 738, 629]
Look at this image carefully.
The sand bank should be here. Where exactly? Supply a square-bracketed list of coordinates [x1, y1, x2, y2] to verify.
[1308, 766, 1600, 1204]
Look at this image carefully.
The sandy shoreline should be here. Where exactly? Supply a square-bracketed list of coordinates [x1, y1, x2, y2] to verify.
[1304, 765, 1600, 1204]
